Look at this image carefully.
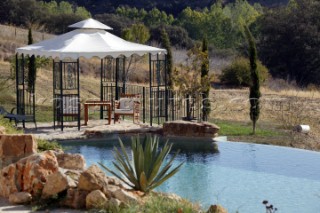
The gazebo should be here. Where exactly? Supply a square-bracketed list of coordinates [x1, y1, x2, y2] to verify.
[15, 18, 175, 131]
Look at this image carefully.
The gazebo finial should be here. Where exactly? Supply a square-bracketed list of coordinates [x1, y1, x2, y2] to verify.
[68, 18, 113, 30]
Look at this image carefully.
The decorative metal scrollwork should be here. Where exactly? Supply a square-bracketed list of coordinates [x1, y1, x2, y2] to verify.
[67, 64, 74, 89]
[53, 62, 61, 89]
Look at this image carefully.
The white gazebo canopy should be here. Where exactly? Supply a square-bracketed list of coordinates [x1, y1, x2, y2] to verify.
[16, 18, 166, 59]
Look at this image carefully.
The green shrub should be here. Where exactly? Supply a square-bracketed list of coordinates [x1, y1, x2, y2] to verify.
[0, 117, 23, 134]
[220, 57, 269, 87]
[37, 138, 62, 152]
[99, 135, 184, 193]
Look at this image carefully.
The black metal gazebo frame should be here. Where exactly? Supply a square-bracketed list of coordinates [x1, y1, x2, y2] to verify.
[15, 52, 185, 131]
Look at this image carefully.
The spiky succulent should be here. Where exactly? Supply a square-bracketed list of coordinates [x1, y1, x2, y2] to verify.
[99, 135, 184, 192]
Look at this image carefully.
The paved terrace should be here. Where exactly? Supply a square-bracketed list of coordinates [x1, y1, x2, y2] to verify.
[23, 120, 162, 141]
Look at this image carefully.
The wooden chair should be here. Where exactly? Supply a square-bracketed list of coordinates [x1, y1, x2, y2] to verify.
[114, 94, 141, 124]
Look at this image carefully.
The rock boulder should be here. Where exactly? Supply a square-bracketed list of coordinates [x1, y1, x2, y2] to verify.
[61, 188, 89, 209]
[78, 165, 109, 193]
[41, 169, 77, 199]
[0, 164, 20, 197]
[9, 192, 32, 204]
[207, 204, 228, 213]
[86, 189, 108, 209]
[56, 153, 86, 170]
[22, 151, 59, 196]
[163, 121, 220, 138]
[113, 189, 138, 204]
[0, 134, 37, 168]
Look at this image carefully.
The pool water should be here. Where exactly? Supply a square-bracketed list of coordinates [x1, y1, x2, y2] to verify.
[60, 138, 320, 213]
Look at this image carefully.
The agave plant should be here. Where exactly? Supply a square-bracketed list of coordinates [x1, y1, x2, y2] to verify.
[99, 135, 184, 192]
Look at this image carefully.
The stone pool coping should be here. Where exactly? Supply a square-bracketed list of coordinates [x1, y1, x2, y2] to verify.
[23, 120, 223, 142]
[23, 120, 162, 141]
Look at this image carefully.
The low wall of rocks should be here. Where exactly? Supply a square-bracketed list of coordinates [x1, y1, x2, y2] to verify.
[0, 148, 140, 210]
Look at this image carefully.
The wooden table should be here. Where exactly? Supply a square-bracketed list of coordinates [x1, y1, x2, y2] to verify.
[84, 101, 112, 125]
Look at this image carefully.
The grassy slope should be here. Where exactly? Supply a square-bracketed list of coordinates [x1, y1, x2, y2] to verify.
[1, 24, 320, 151]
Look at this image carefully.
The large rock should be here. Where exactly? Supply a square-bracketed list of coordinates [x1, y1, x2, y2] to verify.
[0, 150, 59, 198]
[163, 121, 220, 138]
[21, 150, 59, 196]
[9, 192, 32, 204]
[207, 204, 228, 213]
[105, 185, 121, 198]
[107, 198, 122, 208]
[0, 134, 37, 168]
[56, 153, 86, 170]
[0, 134, 37, 157]
[86, 189, 108, 209]
[78, 165, 109, 194]
[0, 164, 19, 197]
[41, 169, 77, 199]
[113, 189, 138, 204]
[61, 188, 89, 209]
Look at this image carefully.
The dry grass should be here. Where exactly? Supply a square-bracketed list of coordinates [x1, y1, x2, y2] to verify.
[1, 24, 320, 151]
[209, 86, 320, 151]
[0, 24, 53, 61]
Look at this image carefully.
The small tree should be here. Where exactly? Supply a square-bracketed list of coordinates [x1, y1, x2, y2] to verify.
[244, 25, 261, 134]
[200, 36, 211, 121]
[172, 45, 212, 120]
[160, 28, 173, 88]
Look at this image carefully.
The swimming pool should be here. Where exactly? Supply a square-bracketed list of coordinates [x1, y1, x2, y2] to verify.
[60, 137, 320, 213]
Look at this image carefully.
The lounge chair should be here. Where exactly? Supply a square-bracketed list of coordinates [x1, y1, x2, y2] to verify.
[114, 94, 141, 124]
[0, 106, 37, 128]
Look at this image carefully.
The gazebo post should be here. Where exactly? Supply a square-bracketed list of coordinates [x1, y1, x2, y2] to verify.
[22, 54, 25, 123]
[59, 60, 63, 131]
[157, 53, 160, 125]
[77, 58, 80, 131]
[122, 56, 126, 94]
[100, 58, 104, 119]
[164, 54, 168, 121]
[149, 53, 153, 126]
[15, 53, 19, 115]
[115, 58, 119, 100]
[53, 59, 56, 130]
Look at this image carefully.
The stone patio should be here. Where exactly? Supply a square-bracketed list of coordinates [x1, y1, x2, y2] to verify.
[23, 119, 162, 141]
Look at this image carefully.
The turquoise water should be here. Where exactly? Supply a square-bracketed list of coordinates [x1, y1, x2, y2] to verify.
[60, 138, 320, 213]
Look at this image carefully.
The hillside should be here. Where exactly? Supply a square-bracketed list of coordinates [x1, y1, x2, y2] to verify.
[46, 0, 289, 16]
[1, 24, 320, 150]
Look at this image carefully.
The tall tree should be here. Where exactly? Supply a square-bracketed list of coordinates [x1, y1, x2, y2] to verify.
[160, 29, 173, 88]
[244, 25, 260, 134]
[258, 0, 320, 86]
[201, 36, 211, 121]
[27, 28, 36, 94]
[122, 23, 150, 44]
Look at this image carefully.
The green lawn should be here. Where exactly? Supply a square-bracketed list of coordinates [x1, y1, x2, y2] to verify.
[211, 119, 282, 137]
